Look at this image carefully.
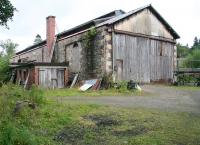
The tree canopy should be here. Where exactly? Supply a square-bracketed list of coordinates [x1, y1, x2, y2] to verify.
[0, 39, 18, 57]
[177, 43, 189, 58]
[34, 34, 42, 44]
[0, 39, 18, 83]
[0, 0, 16, 28]
[191, 36, 200, 50]
[177, 36, 200, 68]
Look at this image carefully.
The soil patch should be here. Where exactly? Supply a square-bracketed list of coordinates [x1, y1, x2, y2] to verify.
[83, 114, 121, 127]
[113, 125, 148, 137]
[54, 125, 86, 144]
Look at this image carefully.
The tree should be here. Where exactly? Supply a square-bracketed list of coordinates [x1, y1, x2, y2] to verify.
[0, 39, 18, 57]
[191, 37, 200, 50]
[0, 0, 17, 28]
[176, 43, 189, 58]
[33, 34, 42, 44]
[0, 39, 18, 83]
[193, 37, 199, 47]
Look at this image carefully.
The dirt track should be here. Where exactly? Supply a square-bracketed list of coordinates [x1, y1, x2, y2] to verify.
[59, 85, 200, 114]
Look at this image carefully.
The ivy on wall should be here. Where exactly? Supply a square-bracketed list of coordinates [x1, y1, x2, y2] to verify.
[81, 27, 97, 75]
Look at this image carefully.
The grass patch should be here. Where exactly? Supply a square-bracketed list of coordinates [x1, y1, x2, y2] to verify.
[44, 88, 150, 97]
[1, 84, 200, 145]
[52, 105, 200, 145]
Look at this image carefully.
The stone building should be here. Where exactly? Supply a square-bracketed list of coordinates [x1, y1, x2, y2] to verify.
[11, 4, 180, 88]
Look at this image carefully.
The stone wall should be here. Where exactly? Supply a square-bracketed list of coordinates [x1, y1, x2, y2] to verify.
[11, 45, 46, 63]
[54, 26, 112, 80]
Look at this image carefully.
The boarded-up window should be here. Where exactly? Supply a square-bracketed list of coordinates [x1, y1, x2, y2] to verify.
[65, 43, 81, 72]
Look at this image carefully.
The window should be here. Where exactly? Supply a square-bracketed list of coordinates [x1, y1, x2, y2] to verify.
[73, 42, 78, 48]
[160, 47, 163, 56]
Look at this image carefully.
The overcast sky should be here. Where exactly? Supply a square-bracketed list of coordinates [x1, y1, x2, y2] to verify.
[0, 0, 200, 51]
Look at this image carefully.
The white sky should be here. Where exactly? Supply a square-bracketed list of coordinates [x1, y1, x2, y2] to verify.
[0, 0, 200, 52]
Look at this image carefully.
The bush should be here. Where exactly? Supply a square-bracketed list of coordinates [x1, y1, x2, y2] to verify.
[0, 56, 11, 83]
[115, 81, 129, 93]
[177, 74, 200, 86]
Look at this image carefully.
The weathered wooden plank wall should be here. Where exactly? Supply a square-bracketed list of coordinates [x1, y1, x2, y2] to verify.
[38, 67, 67, 88]
[114, 9, 173, 39]
[113, 34, 174, 83]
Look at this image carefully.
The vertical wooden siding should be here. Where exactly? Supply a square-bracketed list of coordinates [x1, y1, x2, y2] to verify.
[38, 67, 67, 88]
[113, 34, 174, 83]
[114, 9, 173, 39]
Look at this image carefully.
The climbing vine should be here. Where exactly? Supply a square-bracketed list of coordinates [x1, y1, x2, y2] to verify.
[81, 27, 97, 75]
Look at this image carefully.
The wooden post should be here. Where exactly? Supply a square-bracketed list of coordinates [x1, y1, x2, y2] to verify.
[34, 67, 39, 86]
[64, 68, 69, 87]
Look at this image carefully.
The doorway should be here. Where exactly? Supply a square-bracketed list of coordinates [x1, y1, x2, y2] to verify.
[116, 59, 123, 81]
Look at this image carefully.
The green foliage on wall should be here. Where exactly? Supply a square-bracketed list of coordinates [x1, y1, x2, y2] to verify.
[81, 27, 97, 75]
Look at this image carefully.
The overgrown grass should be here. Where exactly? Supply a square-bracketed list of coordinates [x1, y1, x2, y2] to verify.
[44, 88, 150, 97]
[1, 84, 200, 145]
[0, 84, 46, 145]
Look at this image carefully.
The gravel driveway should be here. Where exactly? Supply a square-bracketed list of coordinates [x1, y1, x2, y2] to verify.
[59, 85, 200, 114]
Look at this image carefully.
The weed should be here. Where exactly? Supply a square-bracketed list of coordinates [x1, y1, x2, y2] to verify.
[29, 85, 46, 105]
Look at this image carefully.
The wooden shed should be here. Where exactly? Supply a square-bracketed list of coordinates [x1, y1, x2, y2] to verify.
[10, 62, 69, 89]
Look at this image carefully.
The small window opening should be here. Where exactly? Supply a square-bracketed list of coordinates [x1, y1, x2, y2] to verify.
[160, 47, 163, 56]
[73, 42, 78, 48]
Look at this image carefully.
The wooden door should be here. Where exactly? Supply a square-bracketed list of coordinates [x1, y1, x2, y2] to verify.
[57, 69, 64, 88]
[51, 69, 57, 89]
[39, 70, 46, 87]
[116, 59, 123, 81]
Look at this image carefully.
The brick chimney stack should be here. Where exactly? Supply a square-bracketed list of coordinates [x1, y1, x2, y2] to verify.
[46, 16, 55, 55]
